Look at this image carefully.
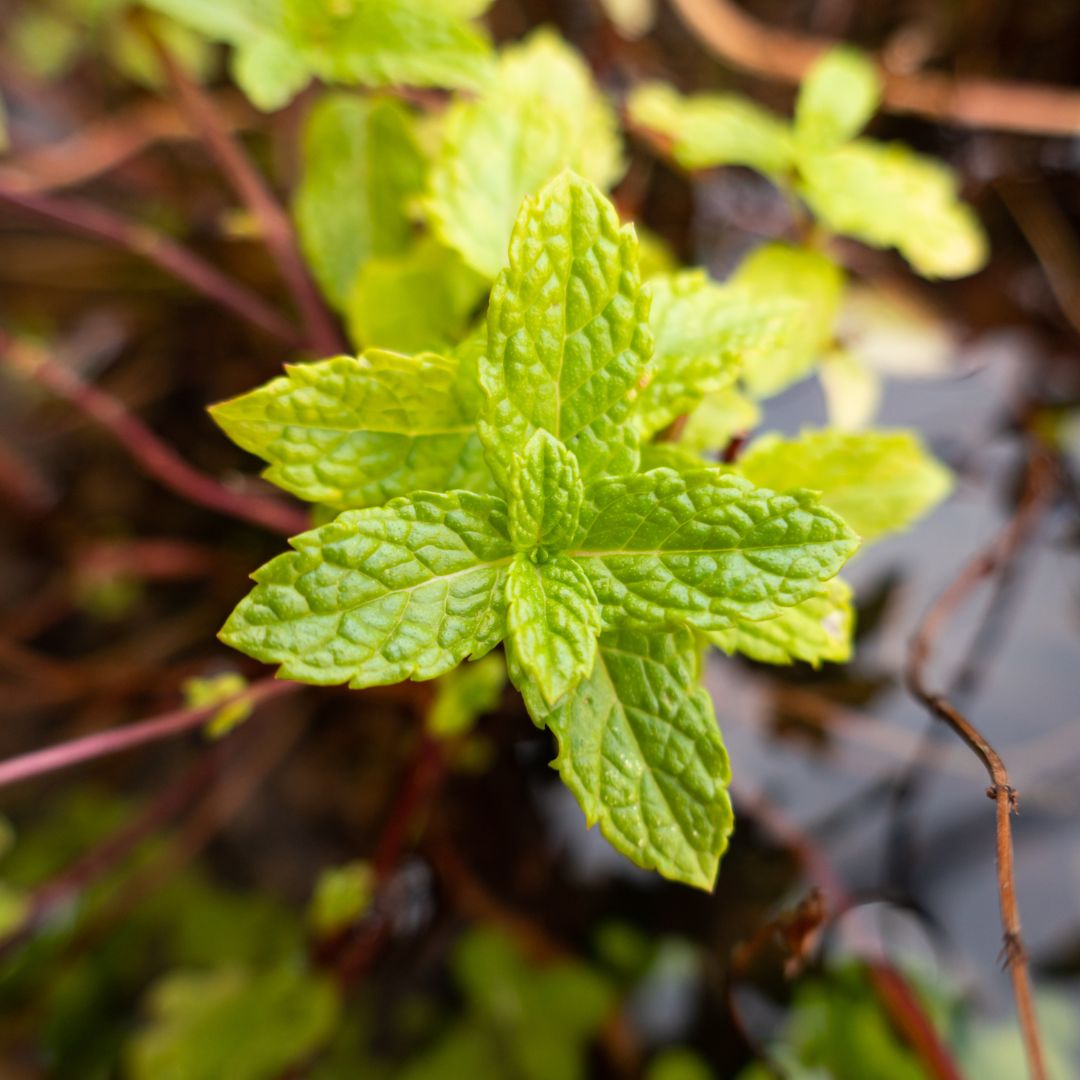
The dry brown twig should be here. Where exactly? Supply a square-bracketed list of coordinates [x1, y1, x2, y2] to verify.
[668, 0, 1080, 137]
[906, 446, 1058, 1080]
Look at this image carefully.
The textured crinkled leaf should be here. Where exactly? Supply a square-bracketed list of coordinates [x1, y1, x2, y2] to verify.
[509, 431, 584, 552]
[637, 270, 795, 437]
[480, 172, 652, 490]
[819, 347, 882, 430]
[799, 140, 988, 278]
[628, 82, 793, 175]
[506, 555, 600, 706]
[220, 492, 513, 686]
[280, 0, 494, 91]
[737, 429, 953, 542]
[795, 46, 880, 151]
[537, 624, 733, 889]
[731, 244, 844, 397]
[294, 95, 425, 309]
[345, 237, 487, 354]
[571, 469, 859, 630]
[127, 966, 339, 1080]
[682, 388, 762, 452]
[210, 350, 494, 511]
[425, 30, 625, 278]
[709, 577, 853, 667]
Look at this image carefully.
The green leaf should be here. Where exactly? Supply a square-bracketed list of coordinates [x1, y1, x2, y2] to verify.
[636, 269, 795, 437]
[508, 430, 584, 552]
[229, 32, 311, 111]
[506, 555, 601, 707]
[280, 0, 494, 91]
[479, 171, 652, 491]
[210, 350, 494, 511]
[181, 672, 251, 739]
[127, 965, 340, 1080]
[708, 577, 854, 667]
[736, 429, 953, 543]
[798, 140, 988, 278]
[794, 46, 880, 151]
[538, 624, 733, 889]
[426, 653, 506, 738]
[308, 861, 375, 937]
[681, 387, 761, 453]
[344, 237, 487, 354]
[627, 82, 793, 176]
[425, 30, 625, 278]
[294, 95, 426, 310]
[219, 491, 513, 686]
[571, 469, 859, 631]
[731, 244, 844, 398]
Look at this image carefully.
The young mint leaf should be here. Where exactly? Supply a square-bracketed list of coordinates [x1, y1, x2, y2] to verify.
[627, 82, 793, 176]
[219, 492, 513, 687]
[345, 237, 487, 355]
[480, 171, 652, 491]
[506, 555, 601, 707]
[571, 469, 859, 630]
[731, 244, 844, 398]
[538, 624, 733, 890]
[818, 347, 883, 430]
[427, 653, 506, 739]
[708, 577, 854, 667]
[425, 30, 625, 278]
[636, 270, 795, 437]
[279, 0, 494, 91]
[209, 350, 494, 511]
[509, 431, 584, 553]
[798, 140, 988, 278]
[638, 443, 708, 473]
[736, 429, 953, 543]
[127, 965, 339, 1080]
[294, 95, 425, 310]
[794, 46, 881, 152]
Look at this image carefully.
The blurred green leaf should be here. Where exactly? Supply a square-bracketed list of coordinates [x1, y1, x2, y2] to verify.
[182, 672, 251, 739]
[795, 46, 880, 152]
[427, 654, 506, 739]
[818, 347, 883, 430]
[308, 862, 375, 938]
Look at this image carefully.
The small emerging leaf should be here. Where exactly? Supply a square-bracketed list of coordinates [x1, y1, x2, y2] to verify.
[219, 492, 513, 687]
[795, 46, 880, 151]
[709, 577, 854, 667]
[682, 388, 762, 453]
[572, 469, 860, 630]
[479, 171, 652, 490]
[506, 555, 601, 707]
[732, 244, 844, 398]
[210, 350, 493, 511]
[628, 82, 793, 176]
[737, 429, 953, 542]
[537, 625, 734, 889]
[818, 347, 882, 430]
[182, 672, 251, 739]
[509, 431, 584, 553]
[427, 654, 506, 738]
[426, 30, 625, 278]
[308, 861, 375, 937]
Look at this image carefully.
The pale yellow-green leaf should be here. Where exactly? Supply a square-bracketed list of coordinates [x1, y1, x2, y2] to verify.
[682, 388, 762, 453]
[426, 30, 625, 278]
[628, 82, 793, 176]
[427, 654, 506, 738]
[737, 429, 953, 543]
[794, 46, 880, 151]
[732, 244, 844, 398]
[799, 140, 988, 279]
[182, 672, 251, 739]
[308, 861, 375, 937]
[818, 348, 882, 430]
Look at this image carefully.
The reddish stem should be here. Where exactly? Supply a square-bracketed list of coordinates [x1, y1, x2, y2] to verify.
[151, 37, 345, 357]
[0, 677, 297, 790]
[0, 183, 302, 347]
[0, 332, 310, 536]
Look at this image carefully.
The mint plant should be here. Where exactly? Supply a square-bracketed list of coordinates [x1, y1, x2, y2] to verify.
[214, 173, 862, 888]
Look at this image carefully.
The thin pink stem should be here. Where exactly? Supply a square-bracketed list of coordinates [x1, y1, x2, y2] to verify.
[0, 677, 297, 790]
[0, 331, 310, 536]
[151, 37, 345, 356]
[0, 183, 302, 347]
